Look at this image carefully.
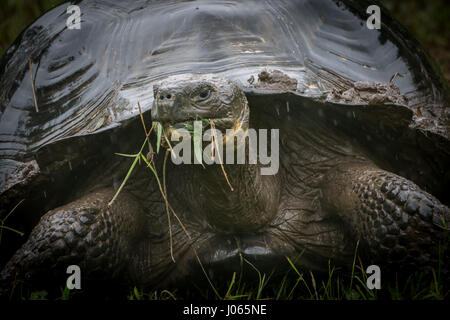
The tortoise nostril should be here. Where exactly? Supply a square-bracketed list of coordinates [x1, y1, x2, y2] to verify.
[158, 91, 172, 100]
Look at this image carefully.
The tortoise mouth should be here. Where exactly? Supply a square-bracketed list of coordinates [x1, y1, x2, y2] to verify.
[157, 116, 248, 149]
[159, 116, 236, 131]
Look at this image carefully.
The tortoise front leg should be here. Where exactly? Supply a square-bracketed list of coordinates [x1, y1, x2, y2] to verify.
[321, 162, 449, 272]
[0, 188, 147, 297]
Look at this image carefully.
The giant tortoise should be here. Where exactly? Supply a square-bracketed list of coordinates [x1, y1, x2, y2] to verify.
[0, 0, 449, 297]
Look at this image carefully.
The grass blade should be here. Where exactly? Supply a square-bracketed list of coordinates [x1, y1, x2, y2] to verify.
[0, 225, 24, 236]
[156, 122, 162, 154]
[108, 139, 147, 206]
[114, 153, 140, 158]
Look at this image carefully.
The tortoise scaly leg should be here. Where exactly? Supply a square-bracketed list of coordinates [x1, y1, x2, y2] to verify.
[321, 162, 449, 274]
[0, 188, 147, 297]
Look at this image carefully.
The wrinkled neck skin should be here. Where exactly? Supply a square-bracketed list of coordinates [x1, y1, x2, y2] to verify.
[161, 116, 363, 230]
[165, 157, 281, 234]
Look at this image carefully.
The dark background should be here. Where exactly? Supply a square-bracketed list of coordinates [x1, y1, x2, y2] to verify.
[0, 0, 449, 81]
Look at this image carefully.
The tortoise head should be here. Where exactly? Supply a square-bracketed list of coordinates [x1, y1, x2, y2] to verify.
[151, 74, 249, 141]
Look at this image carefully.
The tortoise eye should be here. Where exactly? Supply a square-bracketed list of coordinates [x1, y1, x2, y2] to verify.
[198, 89, 211, 100]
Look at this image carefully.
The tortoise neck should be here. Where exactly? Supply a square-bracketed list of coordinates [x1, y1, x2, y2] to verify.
[168, 162, 281, 232]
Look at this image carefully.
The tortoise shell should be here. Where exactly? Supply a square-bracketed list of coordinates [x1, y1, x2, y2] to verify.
[0, 0, 448, 215]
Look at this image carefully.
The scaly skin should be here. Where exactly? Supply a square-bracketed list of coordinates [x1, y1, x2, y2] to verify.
[0, 189, 147, 296]
[322, 163, 449, 273]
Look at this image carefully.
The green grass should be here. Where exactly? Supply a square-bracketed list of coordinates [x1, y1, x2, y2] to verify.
[121, 238, 448, 301]
[122, 257, 447, 301]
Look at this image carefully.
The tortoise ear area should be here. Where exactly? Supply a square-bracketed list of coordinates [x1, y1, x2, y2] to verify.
[217, 83, 237, 105]
[153, 84, 160, 98]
